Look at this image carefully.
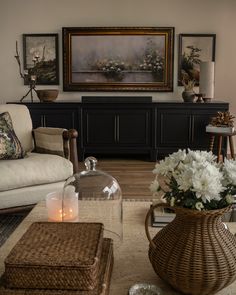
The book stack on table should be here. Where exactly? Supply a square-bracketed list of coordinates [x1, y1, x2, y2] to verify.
[151, 204, 175, 227]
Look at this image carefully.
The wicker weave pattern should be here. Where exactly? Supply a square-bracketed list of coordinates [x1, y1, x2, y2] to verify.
[147, 206, 236, 295]
[4, 222, 104, 290]
[1, 238, 113, 295]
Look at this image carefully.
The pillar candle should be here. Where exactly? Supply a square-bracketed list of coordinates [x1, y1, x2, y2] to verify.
[46, 191, 78, 222]
[199, 61, 215, 99]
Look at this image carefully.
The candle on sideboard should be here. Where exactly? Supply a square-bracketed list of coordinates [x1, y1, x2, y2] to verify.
[46, 191, 78, 222]
[199, 61, 215, 99]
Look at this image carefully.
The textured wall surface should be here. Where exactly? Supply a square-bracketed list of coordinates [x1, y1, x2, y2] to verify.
[0, 0, 235, 117]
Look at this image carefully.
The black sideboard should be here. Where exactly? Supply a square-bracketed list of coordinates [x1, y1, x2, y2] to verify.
[16, 99, 229, 161]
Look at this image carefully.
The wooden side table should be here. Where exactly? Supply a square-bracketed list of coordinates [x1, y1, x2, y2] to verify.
[208, 131, 236, 162]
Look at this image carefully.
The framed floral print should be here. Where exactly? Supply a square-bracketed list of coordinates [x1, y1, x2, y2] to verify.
[63, 27, 174, 92]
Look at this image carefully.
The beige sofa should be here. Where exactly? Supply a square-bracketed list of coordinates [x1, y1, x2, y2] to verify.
[0, 104, 78, 212]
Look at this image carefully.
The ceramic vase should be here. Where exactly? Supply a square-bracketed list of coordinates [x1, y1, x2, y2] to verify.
[182, 91, 195, 102]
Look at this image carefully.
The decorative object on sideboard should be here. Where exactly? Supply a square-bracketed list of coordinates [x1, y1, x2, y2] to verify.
[14, 41, 38, 102]
[199, 61, 215, 101]
[147, 149, 236, 295]
[195, 92, 204, 103]
[36, 89, 59, 102]
[181, 77, 196, 102]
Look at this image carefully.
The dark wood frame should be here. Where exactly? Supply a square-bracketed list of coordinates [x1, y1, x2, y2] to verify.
[63, 27, 174, 92]
[23, 33, 59, 85]
[178, 34, 216, 86]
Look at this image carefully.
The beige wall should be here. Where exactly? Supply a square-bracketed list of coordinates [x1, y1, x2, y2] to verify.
[0, 0, 235, 112]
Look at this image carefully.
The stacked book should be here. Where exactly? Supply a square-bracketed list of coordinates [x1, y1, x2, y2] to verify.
[151, 204, 175, 227]
[1, 222, 113, 294]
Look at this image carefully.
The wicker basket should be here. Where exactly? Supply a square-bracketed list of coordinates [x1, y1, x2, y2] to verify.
[145, 204, 236, 295]
[4, 222, 104, 290]
[1, 238, 113, 295]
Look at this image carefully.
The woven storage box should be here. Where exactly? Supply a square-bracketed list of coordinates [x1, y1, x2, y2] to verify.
[4, 222, 104, 291]
[1, 238, 113, 295]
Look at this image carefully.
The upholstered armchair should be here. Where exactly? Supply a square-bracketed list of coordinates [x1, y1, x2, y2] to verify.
[0, 104, 78, 213]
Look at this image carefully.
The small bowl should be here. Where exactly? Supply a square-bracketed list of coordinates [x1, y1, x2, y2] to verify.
[129, 283, 163, 295]
[36, 89, 59, 102]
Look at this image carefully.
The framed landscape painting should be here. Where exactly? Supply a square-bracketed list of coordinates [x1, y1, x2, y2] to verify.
[178, 34, 216, 86]
[23, 33, 59, 85]
[63, 27, 174, 92]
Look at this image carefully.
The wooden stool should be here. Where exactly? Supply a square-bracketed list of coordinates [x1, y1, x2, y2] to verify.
[208, 131, 236, 162]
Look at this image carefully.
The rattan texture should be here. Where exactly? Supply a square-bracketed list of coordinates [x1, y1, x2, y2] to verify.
[4, 222, 104, 290]
[1, 238, 113, 295]
[147, 206, 236, 295]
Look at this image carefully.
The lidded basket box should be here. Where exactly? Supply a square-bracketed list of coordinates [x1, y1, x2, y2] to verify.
[4, 222, 104, 290]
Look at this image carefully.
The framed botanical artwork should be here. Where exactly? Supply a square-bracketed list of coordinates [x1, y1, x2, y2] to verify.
[178, 34, 216, 86]
[23, 33, 59, 85]
[63, 27, 174, 92]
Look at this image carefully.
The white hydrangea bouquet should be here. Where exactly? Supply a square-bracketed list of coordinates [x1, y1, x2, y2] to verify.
[150, 149, 236, 211]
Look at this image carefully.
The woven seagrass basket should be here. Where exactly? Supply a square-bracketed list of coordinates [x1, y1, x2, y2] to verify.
[4, 222, 104, 291]
[145, 203, 236, 295]
[1, 238, 113, 295]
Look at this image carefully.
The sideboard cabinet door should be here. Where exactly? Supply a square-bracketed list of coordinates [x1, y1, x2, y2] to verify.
[23, 103, 78, 130]
[81, 105, 153, 160]
[157, 109, 192, 156]
[155, 102, 229, 158]
[83, 109, 116, 145]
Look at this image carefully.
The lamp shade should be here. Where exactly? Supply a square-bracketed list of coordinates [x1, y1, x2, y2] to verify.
[199, 61, 215, 99]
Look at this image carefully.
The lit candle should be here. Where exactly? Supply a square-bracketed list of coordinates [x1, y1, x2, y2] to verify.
[46, 191, 79, 222]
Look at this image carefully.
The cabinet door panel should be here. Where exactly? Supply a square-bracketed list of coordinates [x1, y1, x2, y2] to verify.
[191, 112, 219, 148]
[84, 110, 116, 145]
[158, 111, 191, 146]
[118, 110, 150, 145]
[28, 108, 76, 129]
[44, 110, 75, 129]
[28, 110, 43, 128]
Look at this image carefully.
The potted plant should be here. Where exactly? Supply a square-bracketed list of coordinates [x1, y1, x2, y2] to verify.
[146, 149, 236, 295]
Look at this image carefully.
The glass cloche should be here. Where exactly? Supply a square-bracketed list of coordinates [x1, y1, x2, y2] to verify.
[63, 156, 123, 247]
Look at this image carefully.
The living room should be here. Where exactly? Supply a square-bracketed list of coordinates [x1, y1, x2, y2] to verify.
[0, 0, 236, 294]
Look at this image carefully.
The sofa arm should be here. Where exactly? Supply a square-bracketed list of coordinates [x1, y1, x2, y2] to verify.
[63, 129, 79, 174]
[33, 127, 79, 174]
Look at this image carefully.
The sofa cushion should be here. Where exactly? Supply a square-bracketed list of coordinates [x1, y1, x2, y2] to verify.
[0, 152, 73, 191]
[0, 112, 25, 160]
[33, 127, 66, 157]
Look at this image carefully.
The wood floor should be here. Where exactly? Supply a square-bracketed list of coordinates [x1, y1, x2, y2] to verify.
[78, 156, 156, 200]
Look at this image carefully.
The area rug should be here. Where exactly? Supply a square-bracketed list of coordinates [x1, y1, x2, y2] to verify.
[0, 214, 27, 247]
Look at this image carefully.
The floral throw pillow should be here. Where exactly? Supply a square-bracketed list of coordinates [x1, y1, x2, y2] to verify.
[0, 112, 25, 160]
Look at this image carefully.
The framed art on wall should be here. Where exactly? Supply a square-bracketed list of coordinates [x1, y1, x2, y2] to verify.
[23, 33, 59, 85]
[63, 27, 174, 92]
[178, 34, 216, 86]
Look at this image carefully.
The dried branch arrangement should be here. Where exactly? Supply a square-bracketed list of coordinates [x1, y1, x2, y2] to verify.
[210, 111, 235, 127]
